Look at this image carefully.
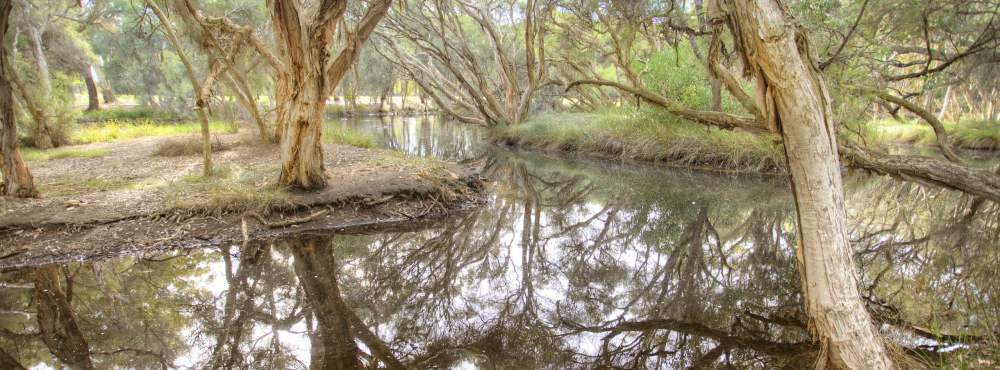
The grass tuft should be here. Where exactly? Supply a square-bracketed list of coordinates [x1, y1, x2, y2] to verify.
[71, 120, 237, 145]
[152, 135, 231, 157]
[22, 147, 111, 162]
[496, 110, 786, 173]
[162, 166, 297, 216]
[324, 125, 377, 148]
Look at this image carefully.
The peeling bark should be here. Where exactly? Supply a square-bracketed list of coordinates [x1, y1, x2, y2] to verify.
[713, 0, 895, 368]
[0, 2, 37, 198]
[270, 0, 392, 190]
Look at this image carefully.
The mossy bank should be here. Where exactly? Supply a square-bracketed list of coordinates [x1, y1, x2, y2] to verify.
[492, 110, 787, 174]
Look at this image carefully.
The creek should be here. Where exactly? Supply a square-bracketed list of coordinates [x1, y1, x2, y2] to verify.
[1, 115, 997, 368]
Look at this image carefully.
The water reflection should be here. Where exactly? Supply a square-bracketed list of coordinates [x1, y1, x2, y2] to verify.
[0, 116, 997, 368]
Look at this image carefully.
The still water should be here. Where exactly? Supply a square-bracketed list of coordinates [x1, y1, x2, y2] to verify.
[1, 116, 997, 369]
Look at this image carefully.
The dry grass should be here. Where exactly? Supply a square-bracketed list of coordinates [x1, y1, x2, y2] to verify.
[152, 135, 231, 157]
[161, 166, 298, 216]
[22, 147, 111, 162]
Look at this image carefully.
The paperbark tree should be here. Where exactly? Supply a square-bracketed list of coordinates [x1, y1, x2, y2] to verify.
[383, 0, 550, 126]
[269, 0, 392, 189]
[144, 0, 214, 176]
[712, 0, 894, 368]
[0, 1, 38, 198]
[15, 0, 58, 149]
[175, 1, 274, 143]
[83, 65, 100, 111]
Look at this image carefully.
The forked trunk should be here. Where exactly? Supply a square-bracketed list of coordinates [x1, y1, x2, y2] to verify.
[715, 0, 895, 368]
[0, 2, 37, 198]
[269, 0, 392, 189]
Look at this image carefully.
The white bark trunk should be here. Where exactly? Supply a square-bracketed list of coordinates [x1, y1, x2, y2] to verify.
[715, 0, 896, 368]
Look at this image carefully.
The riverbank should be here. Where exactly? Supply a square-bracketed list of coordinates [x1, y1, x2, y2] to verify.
[492, 110, 788, 174]
[0, 134, 485, 268]
[846, 118, 1000, 151]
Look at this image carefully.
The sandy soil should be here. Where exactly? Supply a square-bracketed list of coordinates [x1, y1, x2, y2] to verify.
[0, 134, 484, 268]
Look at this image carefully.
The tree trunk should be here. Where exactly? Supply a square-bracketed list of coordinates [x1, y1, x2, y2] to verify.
[8, 66, 55, 149]
[0, 2, 37, 198]
[26, 25, 51, 98]
[145, 0, 213, 177]
[937, 86, 951, 120]
[100, 76, 116, 104]
[225, 71, 271, 143]
[83, 66, 100, 111]
[716, 0, 895, 368]
[270, 0, 392, 190]
[277, 66, 329, 189]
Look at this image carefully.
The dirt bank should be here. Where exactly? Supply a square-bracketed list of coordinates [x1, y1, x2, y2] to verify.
[0, 134, 485, 269]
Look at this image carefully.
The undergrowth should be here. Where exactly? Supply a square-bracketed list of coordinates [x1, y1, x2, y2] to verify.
[72, 120, 236, 144]
[324, 125, 377, 148]
[844, 118, 1000, 150]
[495, 109, 785, 173]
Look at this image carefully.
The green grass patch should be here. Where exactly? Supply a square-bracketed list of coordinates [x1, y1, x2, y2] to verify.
[845, 119, 1000, 150]
[496, 110, 786, 173]
[324, 125, 376, 148]
[22, 147, 111, 162]
[78, 107, 187, 123]
[161, 166, 296, 216]
[71, 120, 237, 145]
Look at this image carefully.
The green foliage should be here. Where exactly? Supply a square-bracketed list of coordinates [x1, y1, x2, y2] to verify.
[22, 147, 111, 162]
[642, 44, 748, 114]
[497, 109, 785, 173]
[71, 120, 236, 144]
